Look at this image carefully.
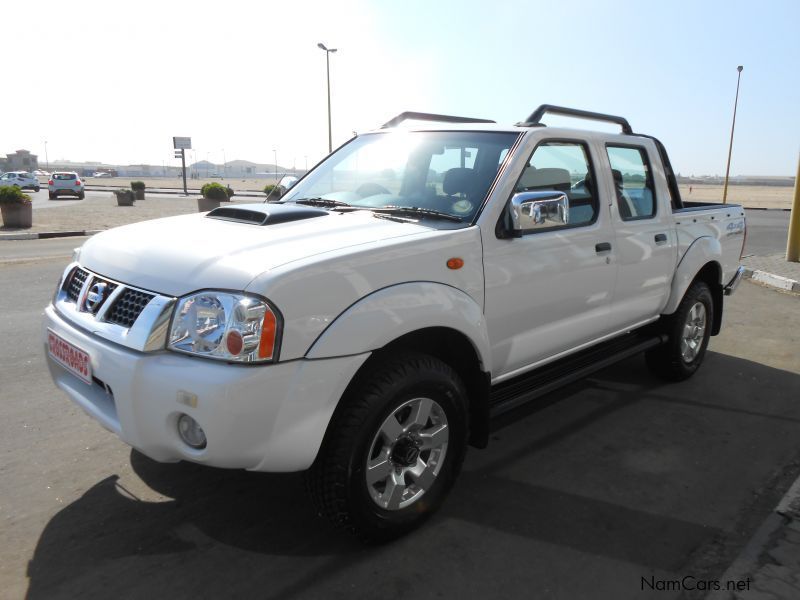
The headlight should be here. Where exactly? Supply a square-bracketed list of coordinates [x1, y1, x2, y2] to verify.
[167, 291, 281, 363]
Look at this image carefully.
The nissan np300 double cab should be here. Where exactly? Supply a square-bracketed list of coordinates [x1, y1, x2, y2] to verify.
[44, 105, 746, 540]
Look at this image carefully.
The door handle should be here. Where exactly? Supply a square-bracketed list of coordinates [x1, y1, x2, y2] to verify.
[654, 233, 668, 244]
[595, 242, 612, 253]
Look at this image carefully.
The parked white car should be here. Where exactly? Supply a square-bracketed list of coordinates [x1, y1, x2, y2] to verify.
[44, 105, 746, 541]
[0, 171, 40, 192]
[48, 172, 85, 199]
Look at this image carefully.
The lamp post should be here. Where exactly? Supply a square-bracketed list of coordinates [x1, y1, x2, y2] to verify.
[317, 42, 338, 154]
[722, 65, 744, 204]
[44, 140, 49, 172]
[273, 147, 278, 182]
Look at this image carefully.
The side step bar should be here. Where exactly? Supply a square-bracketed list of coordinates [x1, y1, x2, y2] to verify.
[489, 333, 667, 418]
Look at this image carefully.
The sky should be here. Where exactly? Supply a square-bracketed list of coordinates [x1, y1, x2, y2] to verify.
[4, 0, 799, 176]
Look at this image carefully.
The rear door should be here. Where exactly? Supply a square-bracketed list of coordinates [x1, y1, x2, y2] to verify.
[602, 142, 677, 329]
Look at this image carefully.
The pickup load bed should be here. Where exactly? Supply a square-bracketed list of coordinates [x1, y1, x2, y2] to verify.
[44, 104, 745, 541]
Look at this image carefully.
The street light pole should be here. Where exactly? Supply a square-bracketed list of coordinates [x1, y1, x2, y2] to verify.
[273, 148, 278, 182]
[317, 42, 338, 154]
[44, 140, 49, 172]
[722, 65, 744, 204]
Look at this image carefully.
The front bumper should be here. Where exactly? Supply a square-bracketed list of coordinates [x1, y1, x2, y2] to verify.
[44, 304, 369, 472]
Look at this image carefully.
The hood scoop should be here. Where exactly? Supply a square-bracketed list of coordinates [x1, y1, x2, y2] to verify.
[206, 203, 328, 226]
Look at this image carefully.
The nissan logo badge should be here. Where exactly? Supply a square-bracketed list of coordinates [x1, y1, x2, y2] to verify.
[84, 282, 108, 313]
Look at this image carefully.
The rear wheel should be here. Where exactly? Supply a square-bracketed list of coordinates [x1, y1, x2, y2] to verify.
[34, 186, 40, 192]
[646, 280, 714, 381]
[78, 191, 85, 200]
[48, 193, 56, 200]
[307, 352, 468, 542]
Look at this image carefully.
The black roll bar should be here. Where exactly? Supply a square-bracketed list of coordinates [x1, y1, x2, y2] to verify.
[518, 104, 633, 135]
[381, 111, 495, 129]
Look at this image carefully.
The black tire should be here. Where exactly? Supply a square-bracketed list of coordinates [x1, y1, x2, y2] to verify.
[34, 186, 40, 192]
[646, 280, 714, 381]
[48, 193, 56, 200]
[78, 191, 85, 200]
[307, 352, 468, 542]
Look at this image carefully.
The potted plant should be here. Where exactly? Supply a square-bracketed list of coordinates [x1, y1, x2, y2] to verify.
[130, 181, 146, 200]
[198, 182, 229, 212]
[0, 185, 33, 228]
[263, 184, 278, 201]
[113, 189, 135, 206]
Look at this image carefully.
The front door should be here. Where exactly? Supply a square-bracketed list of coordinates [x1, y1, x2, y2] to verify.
[482, 139, 618, 380]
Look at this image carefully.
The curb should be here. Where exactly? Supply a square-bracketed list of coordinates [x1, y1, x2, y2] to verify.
[0, 229, 102, 241]
[742, 268, 800, 293]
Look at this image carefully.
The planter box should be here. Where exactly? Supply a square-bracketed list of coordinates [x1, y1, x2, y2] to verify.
[133, 190, 146, 200]
[114, 191, 135, 206]
[0, 202, 33, 228]
[198, 197, 221, 212]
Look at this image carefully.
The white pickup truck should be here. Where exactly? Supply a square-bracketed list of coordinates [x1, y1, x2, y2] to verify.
[44, 105, 746, 540]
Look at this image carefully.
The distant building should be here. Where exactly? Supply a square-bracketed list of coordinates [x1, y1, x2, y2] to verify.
[1, 149, 38, 172]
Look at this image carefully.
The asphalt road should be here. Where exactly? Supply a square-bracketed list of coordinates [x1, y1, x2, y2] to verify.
[742, 209, 791, 257]
[0, 252, 798, 600]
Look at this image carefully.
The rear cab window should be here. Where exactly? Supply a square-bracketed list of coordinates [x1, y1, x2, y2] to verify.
[54, 173, 77, 180]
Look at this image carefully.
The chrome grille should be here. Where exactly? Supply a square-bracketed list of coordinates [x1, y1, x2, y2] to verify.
[106, 289, 156, 328]
[66, 267, 89, 302]
[54, 263, 176, 352]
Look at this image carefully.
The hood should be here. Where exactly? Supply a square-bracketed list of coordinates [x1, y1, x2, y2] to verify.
[79, 204, 431, 297]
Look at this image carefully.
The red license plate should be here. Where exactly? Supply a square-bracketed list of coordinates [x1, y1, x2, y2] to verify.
[47, 329, 92, 385]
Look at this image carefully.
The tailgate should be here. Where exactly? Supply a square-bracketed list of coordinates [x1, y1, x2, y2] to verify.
[52, 176, 79, 190]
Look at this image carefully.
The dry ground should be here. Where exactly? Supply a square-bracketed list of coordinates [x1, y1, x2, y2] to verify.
[678, 183, 793, 210]
[80, 177, 283, 192]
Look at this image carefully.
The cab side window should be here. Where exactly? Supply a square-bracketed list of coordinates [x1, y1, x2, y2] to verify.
[606, 146, 656, 220]
[515, 141, 597, 226]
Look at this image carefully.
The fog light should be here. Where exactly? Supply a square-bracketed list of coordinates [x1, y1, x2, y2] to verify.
[177, 414, 207, 449]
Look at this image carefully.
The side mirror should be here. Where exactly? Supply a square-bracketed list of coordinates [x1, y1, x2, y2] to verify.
[508, 191, 569, 235]
[278, 175, 298, 191]
[267, 175, 299, 200]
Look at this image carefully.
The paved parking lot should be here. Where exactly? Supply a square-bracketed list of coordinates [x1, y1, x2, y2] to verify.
[0, 246, 798, 599]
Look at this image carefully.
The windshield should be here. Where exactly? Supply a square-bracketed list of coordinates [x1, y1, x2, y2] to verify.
[281, 130, 519, 224]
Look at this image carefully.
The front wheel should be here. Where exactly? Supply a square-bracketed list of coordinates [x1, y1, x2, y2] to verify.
[646, 280, 714, 381]
[307, 352, 468, 542]
[34, 186, 40, 192]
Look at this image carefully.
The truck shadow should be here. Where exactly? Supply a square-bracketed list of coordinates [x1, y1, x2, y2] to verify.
[25, 351, 800, 600]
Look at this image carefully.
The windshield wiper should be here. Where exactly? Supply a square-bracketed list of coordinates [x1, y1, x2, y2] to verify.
[371, 206, 463, 222]
[293, 197, 353, 208]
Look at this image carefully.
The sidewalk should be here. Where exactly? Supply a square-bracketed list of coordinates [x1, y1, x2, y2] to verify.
[741, 255, 800, 293]
[708, 477, 800, 600]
